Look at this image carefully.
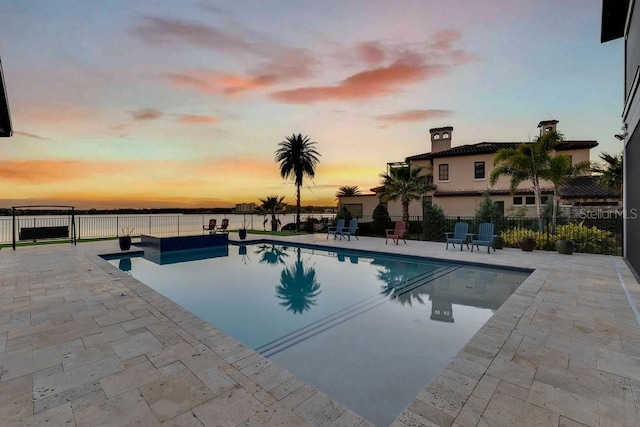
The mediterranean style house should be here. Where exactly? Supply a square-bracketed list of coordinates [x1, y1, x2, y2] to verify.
[601, 0, 639, 278]
[338, 120, 620, 219]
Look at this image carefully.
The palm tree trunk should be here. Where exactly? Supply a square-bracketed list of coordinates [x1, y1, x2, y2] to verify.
[402, 199, 409, 223]
[552, 190, 558, 233]
[296, 185, 301, 232]
[271, 214, 278, 231]
[533, 179, 543, 231]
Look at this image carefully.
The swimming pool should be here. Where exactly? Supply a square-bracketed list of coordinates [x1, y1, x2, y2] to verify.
[107, 242, 530, 426]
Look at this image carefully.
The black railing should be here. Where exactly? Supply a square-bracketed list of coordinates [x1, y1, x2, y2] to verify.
[424, 215, 622, 255]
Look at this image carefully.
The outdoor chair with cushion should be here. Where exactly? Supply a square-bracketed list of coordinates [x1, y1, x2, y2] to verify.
[217, 218, 230, 233]
[470, 222, 496, 253]
[385, 220, 408, 245]
[340, 218, 359, 241]
[327, 218, 345, 239]
[445, 221, 470, 251]
[203, 219, 217, 234]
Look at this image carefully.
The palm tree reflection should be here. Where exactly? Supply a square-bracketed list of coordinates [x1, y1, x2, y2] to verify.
[255, 243, 289, 265]
[276, 247, 321, 314]
[374, 258, 429, 306]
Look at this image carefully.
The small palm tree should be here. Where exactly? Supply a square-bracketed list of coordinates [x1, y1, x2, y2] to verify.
[490, 130, 561, 228]
[593, 152, 623, 194]
[258, 196, 286, 232]
[335, 185, 361, 198]
[543, 155, 591, 229]
[255, 243, 288, 265]
[379, 166, 431, 223]
[275, 134, 321, 232]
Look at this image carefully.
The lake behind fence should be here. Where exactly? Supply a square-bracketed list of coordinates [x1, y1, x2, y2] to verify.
[0, 213, 336, 244]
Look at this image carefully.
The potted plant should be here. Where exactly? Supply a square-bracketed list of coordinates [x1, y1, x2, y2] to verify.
[119, 227, 134, 251]
[519, 236, 536, 251]
[556, 239, 574, 255]
[238, 219, 247, 240]
[493, 235, 504, 250]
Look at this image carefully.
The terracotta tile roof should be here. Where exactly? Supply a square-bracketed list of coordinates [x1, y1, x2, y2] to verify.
[433, 188, 553, 197]
[405, 140, 598, 161]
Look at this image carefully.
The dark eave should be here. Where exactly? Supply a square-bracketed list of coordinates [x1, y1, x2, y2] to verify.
[601, 0, 630, 43]
[557, 176, 621, 198]
[406, 140, 598, 162]
[433, 188, 553, 197]
[0, 58, 12, 138]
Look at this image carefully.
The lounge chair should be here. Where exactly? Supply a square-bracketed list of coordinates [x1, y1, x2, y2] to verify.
[203, 219, 217, 234]
[445, 221, 469, 251]
[470, 223, 496, 253]
[327, 218, 345, 239]
[385, 220, 407, 245]
[217, 218, 230, 233]
[340, 218, 359, 241]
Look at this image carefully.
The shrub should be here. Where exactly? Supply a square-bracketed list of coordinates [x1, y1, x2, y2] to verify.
[372, 203, 392, 236]
[475, 189, 504, 224]
[303, 217, 319, 233]
[335, 206, 352, 223]
[500, 221, 619, 253]
[424, 204, 448, 241]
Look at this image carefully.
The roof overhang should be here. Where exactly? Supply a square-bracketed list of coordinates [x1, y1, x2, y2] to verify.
[0, 58, 12, 138]
[601, 0, 630, 42]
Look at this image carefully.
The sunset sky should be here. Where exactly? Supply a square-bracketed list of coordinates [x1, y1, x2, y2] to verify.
[0, 0, 624, 209]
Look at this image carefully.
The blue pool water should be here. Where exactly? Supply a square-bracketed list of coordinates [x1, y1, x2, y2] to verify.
[108, 242, 529, 426]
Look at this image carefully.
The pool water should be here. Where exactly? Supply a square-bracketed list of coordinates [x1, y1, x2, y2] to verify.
[108, 242, 529, 426]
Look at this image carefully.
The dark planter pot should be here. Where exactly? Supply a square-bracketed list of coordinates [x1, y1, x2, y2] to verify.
[519, 237, 535, 251]
[493, 235, 504, 250]
[238, 245, 247, 255]
[238, 229, 247, 240]
[118, 258, 132, 271]
[118, 236, 132, 251]
[556, 239, 575, 255]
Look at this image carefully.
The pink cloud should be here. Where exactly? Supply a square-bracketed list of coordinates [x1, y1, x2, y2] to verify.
[357, 42, 386, 64]
[376, 109, 452, 125]
[176, 114, 218, 124]
[271, 30, 475, 104]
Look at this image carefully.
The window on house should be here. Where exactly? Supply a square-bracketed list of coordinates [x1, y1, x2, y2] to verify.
[423, 196, 432, 207]
[525, 196, 536, 205]
[438, 164, 449, 181]
[443, 132, 449, 139]
[474, 161, 485, 179]
[541, 196, 549, 204]
[434, 133, 440, 140]
[513, 197, 523, 205]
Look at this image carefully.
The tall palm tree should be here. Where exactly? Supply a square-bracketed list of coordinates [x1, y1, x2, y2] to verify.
[276, 247, 321, 314]
[335, 185, 361, 198]
[275, 134, 321, 232]
[258, 195, 286, 231]
[379, 166, 431, 223]
[490, 130, 561, 228]
[543, 155, 591, 229]
[593, 152, 623, 194]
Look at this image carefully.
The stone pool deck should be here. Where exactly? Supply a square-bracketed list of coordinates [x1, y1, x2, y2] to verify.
[0, 234, 639, 426]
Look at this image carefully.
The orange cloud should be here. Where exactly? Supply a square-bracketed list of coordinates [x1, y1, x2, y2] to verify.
[163, 71, 266, 96]
[376, 109, 452, 125]
[176, 114, 218, 124]
[0, 160, 129, 184]
[271, 57, 443, 103]
[131, 109, 163, 121]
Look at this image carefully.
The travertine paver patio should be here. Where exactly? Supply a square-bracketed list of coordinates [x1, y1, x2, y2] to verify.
[0, 234, 639, 426]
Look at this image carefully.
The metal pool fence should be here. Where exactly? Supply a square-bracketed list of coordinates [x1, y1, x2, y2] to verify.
[0, 213, 336, 244]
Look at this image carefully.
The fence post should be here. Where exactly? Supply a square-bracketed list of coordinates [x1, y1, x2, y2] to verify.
[116, 217, 119, 237]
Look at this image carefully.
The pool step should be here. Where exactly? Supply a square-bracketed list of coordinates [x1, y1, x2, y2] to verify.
[258, 265, 460, 357]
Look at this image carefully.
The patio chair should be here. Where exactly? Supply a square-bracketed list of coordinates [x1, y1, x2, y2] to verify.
[217, 218, 230, 233]
[327, 218, 345, 239]
[385, 220, 407, 245]
[445, 221, 469, 251]
[340, 218, 359, 241]
[203, 219, 217, 234]
[470, 222, 496, 253]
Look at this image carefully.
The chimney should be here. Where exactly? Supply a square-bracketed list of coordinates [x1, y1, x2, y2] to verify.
[537, 120, 559, 137]
[429, 126, 453, 153]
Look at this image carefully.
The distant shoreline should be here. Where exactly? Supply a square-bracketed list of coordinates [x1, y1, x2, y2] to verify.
[0, 206, 336, 216]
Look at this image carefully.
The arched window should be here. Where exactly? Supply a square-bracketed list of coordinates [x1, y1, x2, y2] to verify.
[433, 134, 440, 140]
[545, 126, 553, 133]
[443, 132, 449, 139]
